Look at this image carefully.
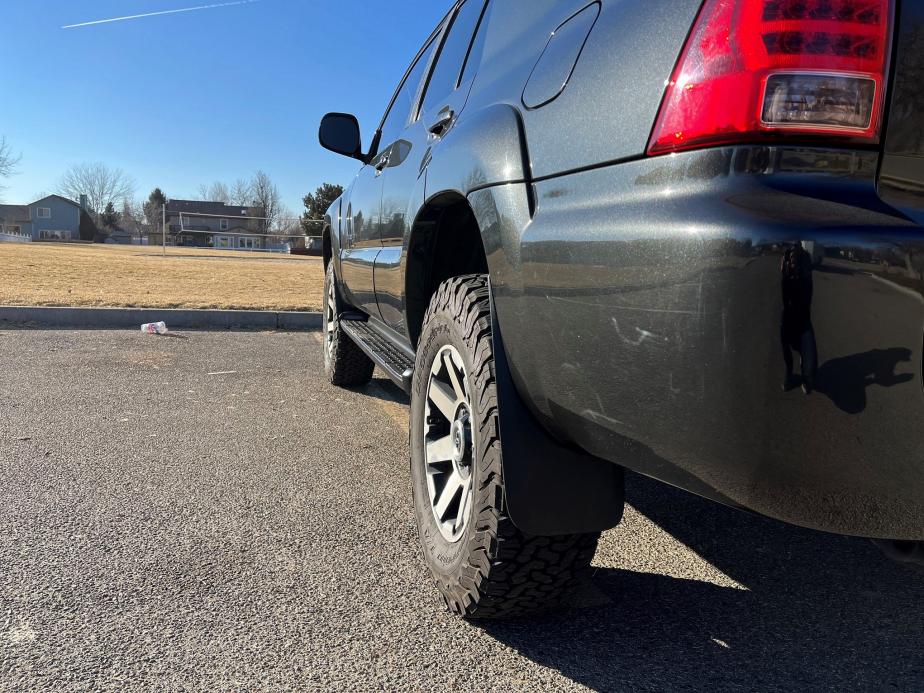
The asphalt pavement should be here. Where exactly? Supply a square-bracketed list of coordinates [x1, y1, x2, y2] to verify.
[1, 329, 922, 691]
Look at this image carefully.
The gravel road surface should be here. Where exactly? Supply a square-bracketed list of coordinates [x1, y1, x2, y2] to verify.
[1, 329, 922, 691]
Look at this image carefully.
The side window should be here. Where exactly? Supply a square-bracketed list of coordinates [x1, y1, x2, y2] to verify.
[378, 34, 440, 149]
[420, 0, 488, 116]
[459, 1, 491, 87]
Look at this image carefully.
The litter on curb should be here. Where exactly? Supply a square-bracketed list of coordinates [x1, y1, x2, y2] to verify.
[141, 321, 168, 335]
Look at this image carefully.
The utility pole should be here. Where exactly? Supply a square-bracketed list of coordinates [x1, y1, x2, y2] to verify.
[162, 203, 166, 257]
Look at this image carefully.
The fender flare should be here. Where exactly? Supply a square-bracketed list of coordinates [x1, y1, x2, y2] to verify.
[424, 102, 530, 200]
[323, 195, 344, 279]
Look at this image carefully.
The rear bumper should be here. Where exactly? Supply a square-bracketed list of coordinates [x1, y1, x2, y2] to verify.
[489, 146, 924, 540]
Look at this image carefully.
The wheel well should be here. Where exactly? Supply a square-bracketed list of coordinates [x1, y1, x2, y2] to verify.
[405, 193, 489, 348]
[322, 226, 332, 269]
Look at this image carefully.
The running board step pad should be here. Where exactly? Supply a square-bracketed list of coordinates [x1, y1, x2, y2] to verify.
[340, 320, 414, 392]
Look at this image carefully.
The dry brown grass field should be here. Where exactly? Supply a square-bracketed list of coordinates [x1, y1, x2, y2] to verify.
[0, 242, 324, 311]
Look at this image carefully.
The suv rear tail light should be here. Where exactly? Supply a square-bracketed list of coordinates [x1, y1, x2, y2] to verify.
[648, 0, 894, 155]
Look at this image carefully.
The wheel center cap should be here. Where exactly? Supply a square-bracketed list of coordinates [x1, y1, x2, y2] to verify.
[451, 409, 472, 474]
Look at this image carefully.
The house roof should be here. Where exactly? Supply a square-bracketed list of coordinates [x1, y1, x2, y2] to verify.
[32, 194, 80, 208]
[1, 195, 82, 222]
[0, 204, 30, 222]
[166, 199, 265, 218]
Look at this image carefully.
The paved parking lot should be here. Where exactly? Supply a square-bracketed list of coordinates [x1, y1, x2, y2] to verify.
[1, 328, 923, 691]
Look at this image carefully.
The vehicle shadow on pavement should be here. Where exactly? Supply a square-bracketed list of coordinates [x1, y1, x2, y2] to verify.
[357, 376, 409, 405]
[348, 377, 923, 688]
[479, 473, 924, 691]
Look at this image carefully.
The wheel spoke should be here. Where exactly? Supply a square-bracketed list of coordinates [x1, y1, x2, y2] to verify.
[326, 284, 336, 333]
[453, 478, 473, 533]
[434, 470, 465, 520]
[444, 350, 466, 403]
[425, 434, 454, 465]
[428, 380, 457, 421]
[430, 351, 444, 376]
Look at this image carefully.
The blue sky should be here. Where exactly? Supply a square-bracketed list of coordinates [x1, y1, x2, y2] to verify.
[0, 1, 451, 214]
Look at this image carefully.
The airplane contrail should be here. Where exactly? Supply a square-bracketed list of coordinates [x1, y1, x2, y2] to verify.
[62, 0, 261, 29]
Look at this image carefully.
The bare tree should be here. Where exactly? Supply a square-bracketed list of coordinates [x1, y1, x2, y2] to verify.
[230, 178, 253, 207]
[121, 200, 147, 242]
[0, 136, 21, 202]
[250, 170, 280, 235]
[273, 204, 294, 228]
[272, 204, 300, 235]
[196, 181, 231, 203]
[267, 204, 299, 248]
[56, 162, 135, 223]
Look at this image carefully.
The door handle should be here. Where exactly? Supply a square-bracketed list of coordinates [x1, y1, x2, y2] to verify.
[428, 107, 455, 138]
[374, 152, 390, 173]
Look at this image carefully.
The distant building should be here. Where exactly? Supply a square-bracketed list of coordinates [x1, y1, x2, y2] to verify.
[151, 199, 267, 250]
[0, 194, 84, 242]
[104, 227, 142, 245]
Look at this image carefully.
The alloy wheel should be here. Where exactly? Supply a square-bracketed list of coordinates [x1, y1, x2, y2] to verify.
[325, 273, 336, 358]
[423, 345, 475, 543]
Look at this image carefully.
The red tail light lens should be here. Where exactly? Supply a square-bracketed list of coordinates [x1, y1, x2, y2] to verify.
[647, 0, 893, 155]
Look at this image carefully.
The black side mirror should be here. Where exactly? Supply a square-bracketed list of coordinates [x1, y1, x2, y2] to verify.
[319, 113, 364, 161]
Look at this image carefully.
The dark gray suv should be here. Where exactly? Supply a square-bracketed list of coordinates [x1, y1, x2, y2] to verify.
[318, 0, 924, 618]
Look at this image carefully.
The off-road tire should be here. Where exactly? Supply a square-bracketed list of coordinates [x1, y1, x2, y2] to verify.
[323, 262, 374, 387]
[410, 274, 600, 619]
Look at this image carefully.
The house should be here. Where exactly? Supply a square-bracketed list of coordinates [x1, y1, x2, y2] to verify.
[104, 226, 141, 245]
[0, 205, 31, 242]
[0, 194, 84, 242]
[151, 199, 267, 250]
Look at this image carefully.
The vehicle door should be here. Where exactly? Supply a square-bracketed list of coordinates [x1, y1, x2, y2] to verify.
[340, 28, 444, 316]
[374, 0, 490, 332]
[338, 156, 385, 314]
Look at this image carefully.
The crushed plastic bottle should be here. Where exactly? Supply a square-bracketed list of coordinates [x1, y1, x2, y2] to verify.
[141, 321, 168, 335]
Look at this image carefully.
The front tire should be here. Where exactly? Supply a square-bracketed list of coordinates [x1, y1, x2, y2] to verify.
[410, 275, 600, 619]
[322, 262, 374, 387]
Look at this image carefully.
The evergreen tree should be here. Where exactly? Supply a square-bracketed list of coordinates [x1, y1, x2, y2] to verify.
[301, 183, 343, 233]
[100, 201, 120, 229]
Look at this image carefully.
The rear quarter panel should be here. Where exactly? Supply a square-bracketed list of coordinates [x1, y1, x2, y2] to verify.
[462, 0, 702, 178]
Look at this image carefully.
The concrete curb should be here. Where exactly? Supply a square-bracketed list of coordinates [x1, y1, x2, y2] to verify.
[0, 306, 321, 331]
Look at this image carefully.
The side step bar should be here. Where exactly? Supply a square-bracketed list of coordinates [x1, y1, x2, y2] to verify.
[340, 319, 415, 392]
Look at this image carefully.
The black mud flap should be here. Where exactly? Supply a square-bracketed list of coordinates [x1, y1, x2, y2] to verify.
[490, 288, 624, 536]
